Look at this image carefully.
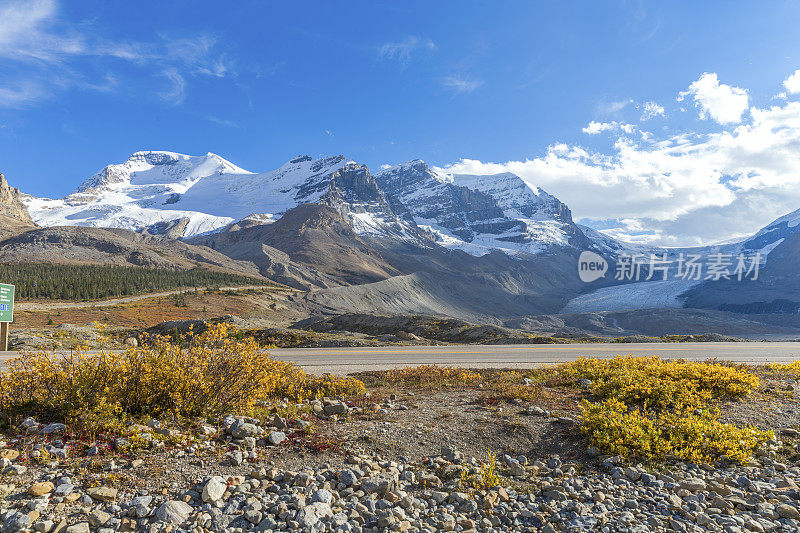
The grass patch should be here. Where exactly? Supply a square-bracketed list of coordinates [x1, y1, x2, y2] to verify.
[373, 365, 481, 388]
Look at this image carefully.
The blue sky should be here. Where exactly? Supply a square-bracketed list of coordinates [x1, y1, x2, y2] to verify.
[4, 0, 800, 245]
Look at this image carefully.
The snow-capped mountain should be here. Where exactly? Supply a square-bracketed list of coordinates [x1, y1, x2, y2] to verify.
[23, 151, 582, 256]
[375, 160, 586, 255]
[23, 151, 423, 241]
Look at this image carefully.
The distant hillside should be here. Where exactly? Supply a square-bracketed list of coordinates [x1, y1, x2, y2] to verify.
[0, 263, 271, 301]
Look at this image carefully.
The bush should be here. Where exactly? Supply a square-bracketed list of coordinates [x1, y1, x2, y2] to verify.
[769, 360, 800, 377]
[556, 356, 758, 410]
[565, 357, 769, 463]
[382, 365, 481, 388]
[0, 323, 365, 426]
[580, 399, 771, 463]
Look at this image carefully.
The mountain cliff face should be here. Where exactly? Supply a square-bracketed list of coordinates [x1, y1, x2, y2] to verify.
[0, 173, 36, 239]
[0, 173, 33, 224]
[375, 160, 588, 255]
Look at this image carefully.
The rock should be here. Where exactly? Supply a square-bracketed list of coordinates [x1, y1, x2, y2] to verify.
[508, 459, 526, 477]
[323, 401, 348, 415]
[297, 502, 333, 530]
[86, 486, 117, 502]
[624, 467, 642, 481]
[226, 450, 243, 466]
[19, 417, 39, 433]
[267, 431, 287, 446]
[339, 469, 358, 486]
[124, 337, 138, 347]
[155, 500, 193, 525]
[2, 512, 31, 533]
[0, 450, 19, 461]
[311, 489, 333, 505]
[202, 476, 227, 503]
[777, 503, 800, 519]
[88, 510, 111, 527]
[65, 523, 89, 533]
[228, 420, 260, 439]
[129, 495, 153, 518]
[54, 483, 74, 497]
[33, 520, 53, 533]
[27, 482, 55, 496]
[681, 478, 707, 492]
[41, 423, 66, 435]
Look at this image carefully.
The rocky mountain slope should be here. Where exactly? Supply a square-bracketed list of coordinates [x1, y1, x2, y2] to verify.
[0, 226, 264, 278]
[0, 173, 37, 239]
[375, 160, 589, 255]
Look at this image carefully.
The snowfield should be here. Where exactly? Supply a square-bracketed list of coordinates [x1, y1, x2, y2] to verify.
[560, 279, 701, 314]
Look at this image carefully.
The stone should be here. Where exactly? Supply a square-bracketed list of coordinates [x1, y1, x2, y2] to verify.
[681, 478, 707, 492]
[53, 483, 74, 497]
[228, 420, 260, 438]
[41, 423, 66, 435]
[65, 523, 89, 533]
[202, 476, 227, 503]
[86, 486, 117, 502]
[311, 489, 333, 505]
[2, 512, 31, 533]
[27, 482, 54, 496]
[777, 503, 800, 519]
[155, 500, 193, 525]
[323, 401, 348, 415]
[339, 469, 358, 486]
[0, 450, 19, 461]
[88, 510, 111, 527]
[267, 431, 287, 446]
[297, 502, 333, 530]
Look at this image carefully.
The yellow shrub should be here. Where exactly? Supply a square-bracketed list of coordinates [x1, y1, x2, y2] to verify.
[0, 323, 365, 423]
[564, 357, 765, 463]
[556, 356, 758, 410]
[383, 365, 481, 387]
[769, 360, 800, 377]
[459, 450, 501, 492]
[580, 399, 772, 463]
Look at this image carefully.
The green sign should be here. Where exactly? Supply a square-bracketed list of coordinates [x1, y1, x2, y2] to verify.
[0, 284, 14, 323]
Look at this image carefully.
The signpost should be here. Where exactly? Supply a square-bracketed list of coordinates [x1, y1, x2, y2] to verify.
[0, 283, 14, 352]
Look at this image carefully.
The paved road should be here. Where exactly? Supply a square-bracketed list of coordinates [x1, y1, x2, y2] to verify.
[2, 342, 799, 375]
[268, 342, 800, 375]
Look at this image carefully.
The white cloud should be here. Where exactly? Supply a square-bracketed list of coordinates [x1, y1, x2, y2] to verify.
[582, 121, 614, 135]
[441, 75, 482, 94]
[677, 72, 749, 125]
[378, 36, 436, 65]
[640, 101, 664, 121]
[0, 0, 232, 107]
[582, 121, 637, 135]
[784, 69, 800, 95]
[436, 84, 800, 246]
[597, 99, 633, 115]
[159, 69, 185, 105]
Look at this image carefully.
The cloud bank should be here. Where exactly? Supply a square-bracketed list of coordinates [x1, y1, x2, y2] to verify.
[437, 72, 800, 246]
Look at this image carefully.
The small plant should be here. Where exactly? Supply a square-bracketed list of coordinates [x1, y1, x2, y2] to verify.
[460, 450, 501, 492]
